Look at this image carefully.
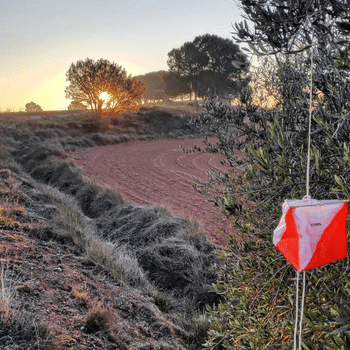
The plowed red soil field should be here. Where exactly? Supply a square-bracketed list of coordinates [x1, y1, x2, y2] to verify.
[67, 137, 236, 247]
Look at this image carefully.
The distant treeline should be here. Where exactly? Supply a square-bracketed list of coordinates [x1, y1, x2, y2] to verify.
[135, 70, 188, 103]
[136, 34, 250, 103]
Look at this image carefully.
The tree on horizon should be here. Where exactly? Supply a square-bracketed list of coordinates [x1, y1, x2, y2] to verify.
[25, 101, 43, 112]
[65, 58, 146, 115]
[135, 70, 192, 102]
[67, 100, 88, 111]
[167, 34, 250, 101]
[135, 70, 168, 103]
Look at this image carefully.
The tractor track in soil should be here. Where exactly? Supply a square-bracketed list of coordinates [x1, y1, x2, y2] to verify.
[67, 137, 237, 247]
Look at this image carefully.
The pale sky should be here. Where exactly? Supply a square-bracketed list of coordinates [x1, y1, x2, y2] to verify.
[0, 0, 246, 111]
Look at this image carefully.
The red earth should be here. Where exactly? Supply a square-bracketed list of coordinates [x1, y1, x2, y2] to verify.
[67, 137, 237, 247]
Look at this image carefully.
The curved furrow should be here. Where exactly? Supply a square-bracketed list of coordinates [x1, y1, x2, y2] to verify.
[67, 137, 236, 246]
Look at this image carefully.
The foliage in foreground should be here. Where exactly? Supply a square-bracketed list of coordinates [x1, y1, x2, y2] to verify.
[189, 57, 350, 348]
[190, 2, 350, 347]
[195, 92, 350, 348]
[188, 36, 350, 350]
[205, 226, 350, 349]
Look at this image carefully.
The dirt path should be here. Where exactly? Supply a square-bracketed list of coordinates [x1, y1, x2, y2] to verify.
[67, 137, 236, 247]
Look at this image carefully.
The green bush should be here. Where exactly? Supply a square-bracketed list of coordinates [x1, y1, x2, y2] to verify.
[190, 51, 350, 348]
[204, 234, 350, 349]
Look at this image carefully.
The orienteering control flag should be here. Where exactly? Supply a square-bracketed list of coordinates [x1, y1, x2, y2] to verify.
[273, 199, 348, 272]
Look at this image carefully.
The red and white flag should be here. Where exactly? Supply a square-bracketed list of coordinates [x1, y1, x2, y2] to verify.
[273, 199, 348, 271]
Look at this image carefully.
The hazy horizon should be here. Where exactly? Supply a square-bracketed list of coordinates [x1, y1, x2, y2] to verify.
[0, 0, 245, 112]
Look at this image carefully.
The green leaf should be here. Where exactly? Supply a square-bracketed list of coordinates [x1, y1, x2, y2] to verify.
[334, 175, 347, 194]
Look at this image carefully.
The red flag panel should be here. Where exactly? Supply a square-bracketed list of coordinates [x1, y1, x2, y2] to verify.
[273, 199, 348, 272]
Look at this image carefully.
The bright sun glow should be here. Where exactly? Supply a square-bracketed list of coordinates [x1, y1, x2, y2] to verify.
[100, 92, 110, 101]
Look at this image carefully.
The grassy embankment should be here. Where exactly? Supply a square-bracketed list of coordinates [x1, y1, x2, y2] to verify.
[0, 104, 223, 349]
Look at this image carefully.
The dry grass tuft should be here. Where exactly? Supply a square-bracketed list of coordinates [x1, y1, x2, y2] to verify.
[71, 286, 90, 303]
[85, 298, 114, 333]
[0, 199, 25, 226]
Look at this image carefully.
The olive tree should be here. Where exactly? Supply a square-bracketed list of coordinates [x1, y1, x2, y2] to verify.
[193, 0, 350, 229]
[193, 1, 350, 349]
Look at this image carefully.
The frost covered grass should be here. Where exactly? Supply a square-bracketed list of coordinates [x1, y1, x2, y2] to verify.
[0, 105, 217, 348]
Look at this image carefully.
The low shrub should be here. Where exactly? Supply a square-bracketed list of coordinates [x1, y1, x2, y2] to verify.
[142, 110, 201, 137]
[138, 237, 221, 307]
[89, 133, 122, 146]
[85, 299, 114, 334]
[92, 203, 221, 306]
[86, 239, 125, 281]
[96, 206, 178, 244]
[60, 135, 95, 150]
[34, 128, 63, 140]
[13, 140, 66, 173]
[188, 312, 211, 349]
[111, 245, 150, 289]
[147, 287, 179, 313]
[75, 181, 123, 218]
[0, 310, 51, 349]
[29, 159, 84, 196]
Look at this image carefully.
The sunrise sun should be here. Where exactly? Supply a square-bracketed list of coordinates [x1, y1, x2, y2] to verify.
[100, 92, 110, 101]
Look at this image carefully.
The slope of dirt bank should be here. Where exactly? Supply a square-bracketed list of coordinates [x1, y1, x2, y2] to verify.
[67, 137, 235, 247]
[0, 106, 229, 349]
[0, 168, 192, 350]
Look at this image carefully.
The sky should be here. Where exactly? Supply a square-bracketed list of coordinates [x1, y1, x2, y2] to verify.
[0, 0, 247, 112]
